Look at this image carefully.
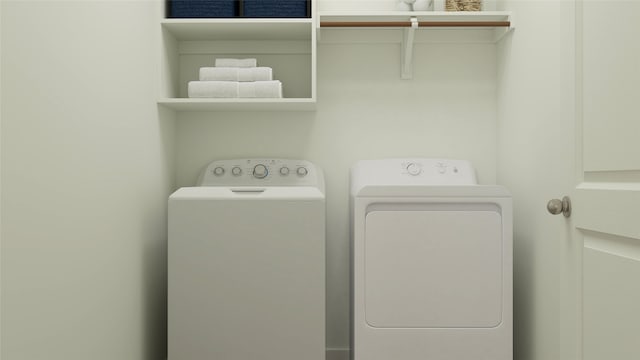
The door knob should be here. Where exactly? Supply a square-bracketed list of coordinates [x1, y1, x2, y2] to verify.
[547, 196, 571, 217]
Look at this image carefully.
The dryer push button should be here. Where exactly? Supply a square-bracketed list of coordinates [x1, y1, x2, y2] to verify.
[406, 163, 422, 176]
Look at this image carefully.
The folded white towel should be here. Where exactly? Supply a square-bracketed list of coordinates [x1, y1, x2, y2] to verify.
[199, 67, 273, 82]
[214, 58, 258, 68]
[239, 81, 282, 98]
[188, 81, 238, 98]
[188, 80, 282, 98]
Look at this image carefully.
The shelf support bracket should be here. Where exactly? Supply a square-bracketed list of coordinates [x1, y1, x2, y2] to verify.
[493, 13, 515, 42]
[401, 17, 418, 80]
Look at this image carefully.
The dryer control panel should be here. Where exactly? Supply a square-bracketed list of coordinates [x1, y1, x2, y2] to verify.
[351, 158, 477, 191]
[199, 158, 322, 187]
[398, 159, 476, 183]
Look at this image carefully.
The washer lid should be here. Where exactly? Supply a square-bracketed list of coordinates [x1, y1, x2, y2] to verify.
[351, 159, 477, 196]
[170, 186, 325, 201]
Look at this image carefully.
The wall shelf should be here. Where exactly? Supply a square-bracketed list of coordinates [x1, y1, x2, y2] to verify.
[159, 18, 317, 112]
[158, 11, 514, 111]
[162, 18, 313, 41]
[158, 98, 316, 112]
[318, 11, 512, 28]
[317, 11, 513, 79]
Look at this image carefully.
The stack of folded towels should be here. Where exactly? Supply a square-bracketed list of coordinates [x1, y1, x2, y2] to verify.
[188, 58, 282, 99]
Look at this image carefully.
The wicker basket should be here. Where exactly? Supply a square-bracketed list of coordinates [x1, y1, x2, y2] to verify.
[445, 0, 481, 11]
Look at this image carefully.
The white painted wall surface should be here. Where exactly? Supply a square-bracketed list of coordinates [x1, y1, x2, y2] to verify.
[1, 1, 175, 359]
[1, 0, 502, 356]
[497, 1, 579, 360]
[0, 1, 3, 352]
[176, 40, 498, 350]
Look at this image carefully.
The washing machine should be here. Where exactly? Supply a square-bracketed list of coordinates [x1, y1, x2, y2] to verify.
[350, 159, 512, 360]
[168, 158, 325, 360]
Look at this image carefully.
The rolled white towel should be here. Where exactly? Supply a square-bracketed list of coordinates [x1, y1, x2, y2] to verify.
[214, 58, 258, 68]
[239, 81, 282, 98]
[199, 67, 273, 82]
[188, 81, 238, 98]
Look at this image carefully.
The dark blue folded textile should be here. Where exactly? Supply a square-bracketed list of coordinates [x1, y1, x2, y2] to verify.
[169, 0, 238, 18]
[242, 0, 309, 18]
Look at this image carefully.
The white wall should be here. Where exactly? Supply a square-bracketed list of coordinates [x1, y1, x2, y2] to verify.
[1, 1, 175, 359]
[496, 1, 579, 359]
[0, 0, 505, 357]
[176, 38, 499, 350]
[0, 0, 3, 352]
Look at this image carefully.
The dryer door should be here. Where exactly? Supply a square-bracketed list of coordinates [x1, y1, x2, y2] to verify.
[364, 206, 503, 328]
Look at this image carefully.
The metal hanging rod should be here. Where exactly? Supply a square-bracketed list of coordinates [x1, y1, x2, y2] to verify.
[320, 21, 511, 28]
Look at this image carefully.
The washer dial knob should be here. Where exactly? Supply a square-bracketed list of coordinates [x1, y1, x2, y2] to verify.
[279, 166, 290, 176]
[296, 167, 308, 177]
[406, 163, 421, 176]
[253, 164, 268, 179]
[231, 166, 242, 176]
[213, 166, 225, 176]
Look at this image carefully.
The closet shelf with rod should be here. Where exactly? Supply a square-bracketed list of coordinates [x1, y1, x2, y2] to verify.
[317, 11, 514, 79]
[321, 21, 511, 27]
[318, 11, 513, 28]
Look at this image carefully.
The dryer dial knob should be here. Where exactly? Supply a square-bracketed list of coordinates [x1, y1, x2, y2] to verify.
[253, 164, 268, 179]
[296, 167, 308, 177]
[231, 166, 242, 176]
[279, 166, 290, 176]
[406, 163, 421, 176]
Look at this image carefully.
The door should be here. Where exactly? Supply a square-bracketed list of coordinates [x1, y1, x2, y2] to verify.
[575, 1, 640, 359]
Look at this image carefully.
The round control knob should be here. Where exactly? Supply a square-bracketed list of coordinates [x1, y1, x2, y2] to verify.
[231, 166, 242, 176]
[279, 166, 290, 176]
[253, 164, 268, 179]
[406, 163, 421, 176]
[213, 166, 225, 176]
[296, 167, 308, 177]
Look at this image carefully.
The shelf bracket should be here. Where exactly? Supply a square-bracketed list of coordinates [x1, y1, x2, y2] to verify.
[493, 13, 516, 42]
[401, 17, 418, 80]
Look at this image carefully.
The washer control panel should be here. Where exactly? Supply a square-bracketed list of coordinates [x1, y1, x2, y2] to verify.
[199, 159, 321, 187]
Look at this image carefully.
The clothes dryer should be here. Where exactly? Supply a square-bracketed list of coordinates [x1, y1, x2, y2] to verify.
[350, 159, 512, 360]
[168, 159, 325, 360]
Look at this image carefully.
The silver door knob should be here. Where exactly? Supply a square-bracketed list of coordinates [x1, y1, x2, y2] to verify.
[547, 196, 571, 217]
